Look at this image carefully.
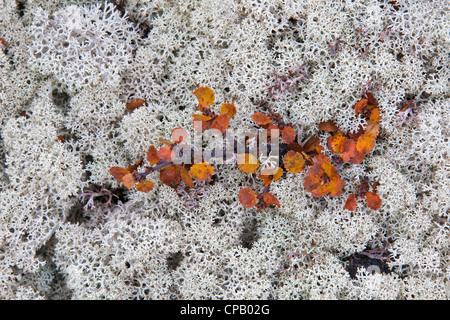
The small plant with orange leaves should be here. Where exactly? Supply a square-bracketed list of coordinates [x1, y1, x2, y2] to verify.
[110, 86, 234, 205]
[110, 85, 383, 212]
[318, 91, 384, 210]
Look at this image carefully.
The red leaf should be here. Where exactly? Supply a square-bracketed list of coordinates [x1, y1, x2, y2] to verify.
[178, 166, 195, 188]
[122, 173, 137, 189]
[340, 139, 365, 164]
[159, 165, 181, 187]
[344, 194, 357, 211]
[126, 159, 143, 173]
[302, 135, 321, 153]
[366, 192, 382, 210]
[354, 98, 368, 115]
[189, 162, 215, 181]
[210, 113, 229, 133]
[193, 86, 215, 109]
[319, 120, 340, 132]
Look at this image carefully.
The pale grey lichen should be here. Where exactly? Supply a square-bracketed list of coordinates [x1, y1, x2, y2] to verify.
[0, 0, 449, 300]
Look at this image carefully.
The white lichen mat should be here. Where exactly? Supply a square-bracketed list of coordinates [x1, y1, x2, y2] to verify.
[0, 0, 448, 299]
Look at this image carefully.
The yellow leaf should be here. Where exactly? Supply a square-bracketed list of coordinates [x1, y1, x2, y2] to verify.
[220, 103, 236, 119]
[356, 133, 376, 154]
[283, 150, 305, 173]
[366, 191, 382, 210]
[303, 154, 345, 198]
[327, 132, 347, 154]
[193, 86, 215, 109]
[189, 162, 215, 181]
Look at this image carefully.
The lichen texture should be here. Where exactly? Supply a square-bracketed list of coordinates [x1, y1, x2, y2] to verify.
[0, 0, 449, 300]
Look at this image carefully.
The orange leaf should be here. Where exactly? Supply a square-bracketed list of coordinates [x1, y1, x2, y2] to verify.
[0, 37, 8, 47]
[192, 114, 212, 121]
[287, 142, 303, 153]
[160, 165, 181, 187]
[319, 120, 340, 132]
[258, 166, 283, 186]
[356, 133, 376, 154]
[189, 162, 215, 181]
[369, 107, 381, 123]
[263, 192, 280, 207]
[192, 114, 211, 132]
[259, 166, 283, 180]
[366, 92, 378, 107]
[365, 122, 380, 137]
[237, 153, 259, 174]
[136, 181, 155, 192]
[303, 154, 345, 198]
[158, 146, 173, 162]
[122, 173, 137, 189]
[354, 98, 368, 115]
[372, 181, 380, 193]
[210, 113, 229, 133]
[126, 98, 146, 111]
[283, 150, 305, 173]
[178, 166, 195, 188]
[109, 167, 130, 183]
[239, 188, 257, 209]
[366, 192, 382, 210]
[252, 112, 272, 126]
[146, 146, 160, 165]
[193, 86, 215, 109]
[344, 194, 357, 211]
[281, 126, 296, 144]
[193, 119, 211, 132]
[327, 132, 347, 154]
[220, 103, 236, 119]
[172, 127, 188, 144]
[267, 124, 280, 137]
